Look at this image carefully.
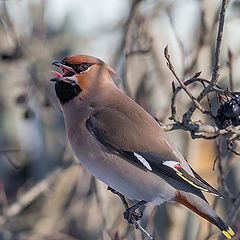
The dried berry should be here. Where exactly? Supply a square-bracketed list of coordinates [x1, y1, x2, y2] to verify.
[215, 93, 240, 129]
[232, 115, 240, 126]
[221, 101, 240, 118]
[215, 113, 232, 129]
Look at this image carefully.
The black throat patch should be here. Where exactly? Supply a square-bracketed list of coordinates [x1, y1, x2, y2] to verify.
[55, 81, 81, 104]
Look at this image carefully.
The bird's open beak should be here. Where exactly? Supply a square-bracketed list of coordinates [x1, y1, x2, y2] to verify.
[50, 61, 77, 85]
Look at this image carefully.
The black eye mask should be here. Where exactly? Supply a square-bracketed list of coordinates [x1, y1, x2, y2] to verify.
[73, 62, 93, 73]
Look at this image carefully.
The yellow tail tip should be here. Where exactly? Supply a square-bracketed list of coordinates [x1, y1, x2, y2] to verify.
[228, 227, 235, 237]
[222, 230, 231, 239]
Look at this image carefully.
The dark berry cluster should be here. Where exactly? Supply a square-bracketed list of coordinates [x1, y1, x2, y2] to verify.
[215, 95, 240, 129]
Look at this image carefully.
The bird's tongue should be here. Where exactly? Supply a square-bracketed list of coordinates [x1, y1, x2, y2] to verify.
[51, 70, 63, 78]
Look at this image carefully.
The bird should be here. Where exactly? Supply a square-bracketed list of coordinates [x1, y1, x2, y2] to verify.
[50, 55, 235, 239]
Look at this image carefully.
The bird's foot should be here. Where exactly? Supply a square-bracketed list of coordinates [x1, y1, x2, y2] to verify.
[107, 186, 146, 224]
[107, 187, 153, 239]
[123, 208, 143, 224]
[123, 200, 146, 224]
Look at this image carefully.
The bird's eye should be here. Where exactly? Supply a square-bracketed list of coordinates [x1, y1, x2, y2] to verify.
[74, 62, 92, 73]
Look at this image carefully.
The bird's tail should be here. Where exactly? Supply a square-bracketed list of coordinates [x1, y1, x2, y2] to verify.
[176, 192, 235, 239]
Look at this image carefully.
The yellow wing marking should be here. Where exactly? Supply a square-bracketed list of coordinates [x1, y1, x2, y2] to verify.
[221, 227, 235, 239]
[228, 227, 235, 237]
[176, 171, 208, 192]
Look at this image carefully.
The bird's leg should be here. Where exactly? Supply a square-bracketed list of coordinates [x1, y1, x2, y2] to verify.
[107, 186, 146, 223]
[107, 186, 129, 209]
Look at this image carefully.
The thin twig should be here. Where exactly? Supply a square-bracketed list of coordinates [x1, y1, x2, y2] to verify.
[0, 148, 21, 170]
[211, 0, 230, 84]
[164, 46, 209, 115]
[169, 75, 223, 123]
[227, 48, 233, 91]
[182, 0, 230, 124]
[157, 72, 240, 139]
[201, 80, 213, 115]
[227, 134, 240, 156]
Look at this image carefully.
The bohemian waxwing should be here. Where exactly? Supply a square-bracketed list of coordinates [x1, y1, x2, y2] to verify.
[50, 55, 235, 239]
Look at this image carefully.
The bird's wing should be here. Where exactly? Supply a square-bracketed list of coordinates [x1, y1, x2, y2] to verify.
[86, 107, 222, 197]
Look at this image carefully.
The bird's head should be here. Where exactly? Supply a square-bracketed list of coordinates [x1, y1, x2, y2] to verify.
[50, 55, 120, 104]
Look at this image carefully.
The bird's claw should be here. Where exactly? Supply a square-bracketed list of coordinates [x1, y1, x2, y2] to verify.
[107, 186, 146, 224]
[123, 208, 143, 224]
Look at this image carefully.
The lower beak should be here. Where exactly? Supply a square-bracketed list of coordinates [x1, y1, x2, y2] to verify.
[50, 76, 78, 86]
[50, 76, 64, 82]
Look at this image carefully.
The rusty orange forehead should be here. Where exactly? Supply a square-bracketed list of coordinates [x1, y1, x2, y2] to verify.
[62, 55, 104, 65]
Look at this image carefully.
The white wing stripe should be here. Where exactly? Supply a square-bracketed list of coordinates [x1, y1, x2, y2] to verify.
[134, 152, 152, 171]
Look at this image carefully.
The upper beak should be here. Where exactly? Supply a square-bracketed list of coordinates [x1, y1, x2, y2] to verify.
[52, 61, 74, 72]
[50, 61, 77, 84]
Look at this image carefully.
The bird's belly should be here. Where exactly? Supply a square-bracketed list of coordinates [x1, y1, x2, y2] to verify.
[69, 129, 176, 203]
